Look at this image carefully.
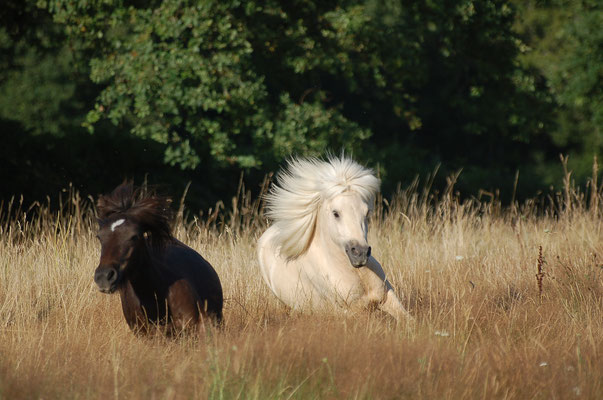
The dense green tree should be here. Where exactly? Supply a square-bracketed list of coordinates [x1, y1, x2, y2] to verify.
[512, 0, 602, 182]
[44, 0, 371, 170]
[3, 0, 599, 209]
[0, 1, 210, 207]
[0, 1, 90, 136]
[324, 0, 555, 192]
[43, 0, 552, 190]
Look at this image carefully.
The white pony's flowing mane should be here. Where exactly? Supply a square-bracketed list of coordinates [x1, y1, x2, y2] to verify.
[265, 156, 380, 260]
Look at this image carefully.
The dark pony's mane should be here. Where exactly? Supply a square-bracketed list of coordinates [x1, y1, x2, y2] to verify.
[97, 181, 174, 248]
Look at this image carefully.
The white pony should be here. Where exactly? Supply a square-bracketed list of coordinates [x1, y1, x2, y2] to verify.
[257, 156, 412, 322]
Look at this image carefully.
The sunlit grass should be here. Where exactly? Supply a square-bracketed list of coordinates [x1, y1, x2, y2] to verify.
[0, 174, 601, 399]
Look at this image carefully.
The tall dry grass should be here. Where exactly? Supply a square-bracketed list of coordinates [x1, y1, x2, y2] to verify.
[0, 170, 601, 399]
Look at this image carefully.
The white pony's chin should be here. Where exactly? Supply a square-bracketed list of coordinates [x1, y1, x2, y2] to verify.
[349, 259, 368, 268]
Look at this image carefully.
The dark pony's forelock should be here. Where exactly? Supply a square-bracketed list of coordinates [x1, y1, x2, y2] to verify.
[97, 181, 174, 246]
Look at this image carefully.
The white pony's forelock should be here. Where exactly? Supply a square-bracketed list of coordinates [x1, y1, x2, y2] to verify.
[265, 155, 380, 260]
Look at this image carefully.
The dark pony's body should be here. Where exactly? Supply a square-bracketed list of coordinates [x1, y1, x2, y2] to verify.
[94, 182, 223, 334]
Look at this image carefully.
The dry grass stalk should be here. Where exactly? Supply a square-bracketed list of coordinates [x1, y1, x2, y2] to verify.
[560, 154, 573, 214]
[590, 154, 599, 216]
[536, 245, 545, 300]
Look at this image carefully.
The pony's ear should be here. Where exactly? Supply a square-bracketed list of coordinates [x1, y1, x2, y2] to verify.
[111, 181, 135, 202]
[128, 195, 173, 239]
[96, 195, 110, 220]
[97, 181, 136, 220]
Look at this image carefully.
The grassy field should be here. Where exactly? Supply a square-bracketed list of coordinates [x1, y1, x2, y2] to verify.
[0, 177, 601, 399]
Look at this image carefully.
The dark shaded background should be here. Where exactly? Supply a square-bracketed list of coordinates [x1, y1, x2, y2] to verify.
[1, 0, 600, 212]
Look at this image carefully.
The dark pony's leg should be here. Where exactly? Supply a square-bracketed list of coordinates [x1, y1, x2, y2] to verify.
[167, 279, 203, 334]
[119, 281, 151, 335]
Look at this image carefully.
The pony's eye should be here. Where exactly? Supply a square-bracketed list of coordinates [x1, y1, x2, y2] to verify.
[332, 210, 340, 219]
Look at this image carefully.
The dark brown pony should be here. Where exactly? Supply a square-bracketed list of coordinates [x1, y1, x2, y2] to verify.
[94, 182, 223, 334]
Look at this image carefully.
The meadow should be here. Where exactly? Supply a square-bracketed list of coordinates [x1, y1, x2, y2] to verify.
[0, 173, 601, 399]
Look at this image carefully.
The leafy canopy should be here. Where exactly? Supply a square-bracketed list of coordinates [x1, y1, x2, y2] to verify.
[45, 0, 371, 169]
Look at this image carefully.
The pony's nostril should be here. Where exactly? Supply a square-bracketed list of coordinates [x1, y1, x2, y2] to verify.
[95, 267, 118, 287]
[106, 269, 116, 283]
[345, 243, 370, 266]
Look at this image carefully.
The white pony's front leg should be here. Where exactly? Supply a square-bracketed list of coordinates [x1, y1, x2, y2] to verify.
[359, 257, 414, 324]
[380, 281, 414, 325]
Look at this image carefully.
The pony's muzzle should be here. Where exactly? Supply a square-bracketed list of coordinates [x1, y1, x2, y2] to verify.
[345, 242, 371, 267]
[94, 265, 119, 293]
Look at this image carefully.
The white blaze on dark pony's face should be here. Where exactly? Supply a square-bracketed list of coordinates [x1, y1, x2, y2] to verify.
[111, 218, 125, 232]
[323, 192, 371, 267]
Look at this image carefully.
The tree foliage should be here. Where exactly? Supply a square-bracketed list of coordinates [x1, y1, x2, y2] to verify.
[42, 1, 550, 175]
[1, 0, 600, 208]
[45, 0, 372, 169]
[0, 1, 91, 136]
[512, 0, 602, 179]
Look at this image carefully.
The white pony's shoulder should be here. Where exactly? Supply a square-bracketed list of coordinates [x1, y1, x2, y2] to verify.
[264, 155, 380, 260]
